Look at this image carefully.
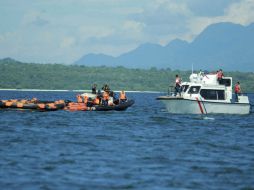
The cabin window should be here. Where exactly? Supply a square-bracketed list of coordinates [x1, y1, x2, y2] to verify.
[182, 85, 189, 92]
[188, 86, 201, 94]
[200, 89, 225, 100]
[220, 79, 231, 87]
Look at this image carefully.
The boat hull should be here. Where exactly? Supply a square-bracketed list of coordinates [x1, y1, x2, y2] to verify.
[0, 100, 67, 111]
[94, 99, 135, 111]
[66, 99, 135, 111]
[157, 96, 250, 114]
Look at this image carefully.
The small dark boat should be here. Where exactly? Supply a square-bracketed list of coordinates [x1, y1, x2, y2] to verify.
[0, 100, 5, 108]
[94, 99, 135, 111]
[65, 99, 135, 111]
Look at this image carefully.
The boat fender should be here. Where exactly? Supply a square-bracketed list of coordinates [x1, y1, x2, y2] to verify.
[31, 98, 38, 103]
[16, 102, 24, 108]
[5, 101, 13, 107]
[37, 103, 46, 109]
[55, 100, 65, 104]
[47, 103, 57, 109]
[55, 103, 65, 109]
[20, 99, 28, 104]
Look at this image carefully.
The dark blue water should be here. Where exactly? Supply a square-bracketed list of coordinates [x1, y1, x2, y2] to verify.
[0, 91, 254, 190]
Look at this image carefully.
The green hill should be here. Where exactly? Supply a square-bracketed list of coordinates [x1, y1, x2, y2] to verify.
[0, 58, 254, 92]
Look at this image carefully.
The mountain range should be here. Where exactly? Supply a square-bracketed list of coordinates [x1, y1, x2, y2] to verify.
[75, 22, 254, 71]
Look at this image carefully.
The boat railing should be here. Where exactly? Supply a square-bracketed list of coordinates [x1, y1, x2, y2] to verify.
[168, 85, 175, 96]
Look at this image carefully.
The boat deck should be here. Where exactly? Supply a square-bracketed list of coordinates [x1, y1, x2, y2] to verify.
[156, 96, 184, 100]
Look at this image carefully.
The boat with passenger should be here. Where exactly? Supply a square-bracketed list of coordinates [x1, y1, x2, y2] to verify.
[69, 89, 134, 111]
[0, 88, 135, 112]
[157, 71, 250, 114]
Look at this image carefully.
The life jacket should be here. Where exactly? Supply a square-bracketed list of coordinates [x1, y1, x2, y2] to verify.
[103, 92, 109, 100]
[120, 91, 126, 100]
[234, 84, 240, 93]
[83, 96, 88, 104]
[31, 98, 38, 103]
[93, 97, 100, 105]
[16, 102, 24, 108]
[76, 95, 83, 103]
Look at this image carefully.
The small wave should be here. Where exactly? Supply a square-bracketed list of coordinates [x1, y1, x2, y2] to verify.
[203, 116, 215, 120]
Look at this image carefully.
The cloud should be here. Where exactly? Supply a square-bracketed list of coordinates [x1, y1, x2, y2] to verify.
[185, 0, 239, 17]
[60, 37, 76, 48]
[31, 16, 49, 27]
[129, 0, 254, 44]
[123, 20, 144, 33]
[78, 26, 115, 40]
[129, 1, 193, 43]
[21, 11, 49, 27]
[0, 0, 254, 63]
[188, 0, 254, 39]
[224, 0, 254, 25]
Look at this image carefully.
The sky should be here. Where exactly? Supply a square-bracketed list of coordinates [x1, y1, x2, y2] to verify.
[0, 0, 254, 64]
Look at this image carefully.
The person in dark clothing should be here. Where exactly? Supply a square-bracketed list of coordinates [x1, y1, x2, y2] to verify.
[174, 74, 182, 96]
[102, 84, 110, 93]
[217, 69, 224, 84]
[96, 89, 102, 104]
[92, 84, 97, 94]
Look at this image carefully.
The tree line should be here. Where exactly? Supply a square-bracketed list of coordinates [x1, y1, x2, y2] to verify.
[0, 59, 254, 92]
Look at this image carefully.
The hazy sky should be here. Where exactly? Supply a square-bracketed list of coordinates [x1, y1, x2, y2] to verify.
[0, 0, 254, 63]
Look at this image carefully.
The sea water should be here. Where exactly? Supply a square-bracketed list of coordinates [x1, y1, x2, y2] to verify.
[0, 91, 254, 190]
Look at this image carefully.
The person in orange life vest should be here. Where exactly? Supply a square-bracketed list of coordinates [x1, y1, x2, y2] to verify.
[76, 94, 83, 103]
[83, 95, 88, 104]
[119, 90, 127, 103]
[174, 74, 182, 96]
[102, 91, 109, 106]
[217, 69, 224, 84]
[234, 82, 241, 102]
[93, 96, 100, 105]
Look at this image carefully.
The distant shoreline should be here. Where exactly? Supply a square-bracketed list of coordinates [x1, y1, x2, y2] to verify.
[0, 89, 162, 93]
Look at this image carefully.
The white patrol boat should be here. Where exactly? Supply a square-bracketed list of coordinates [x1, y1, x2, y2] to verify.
[157, 72, 250, 114]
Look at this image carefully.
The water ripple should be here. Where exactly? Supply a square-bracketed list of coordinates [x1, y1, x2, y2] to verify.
[0, 92, 254, 189]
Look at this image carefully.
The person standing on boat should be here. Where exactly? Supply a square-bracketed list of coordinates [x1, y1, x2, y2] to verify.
[76, 94, 83, 103]
[234, 82, 241, 102]
[102, 84, 110, 93]
[102, 91, 109, 106]
[175, 74, 182, 96]
[217, 69, 224, 84]
[92, 84, 97, 94]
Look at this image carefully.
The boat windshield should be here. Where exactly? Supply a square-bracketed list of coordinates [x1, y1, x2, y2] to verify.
[188, 86, 201, 94]
[181, 85, 189, 92]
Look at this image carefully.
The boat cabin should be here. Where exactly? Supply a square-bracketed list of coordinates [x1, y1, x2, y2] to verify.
[177, 73, 233, 102]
